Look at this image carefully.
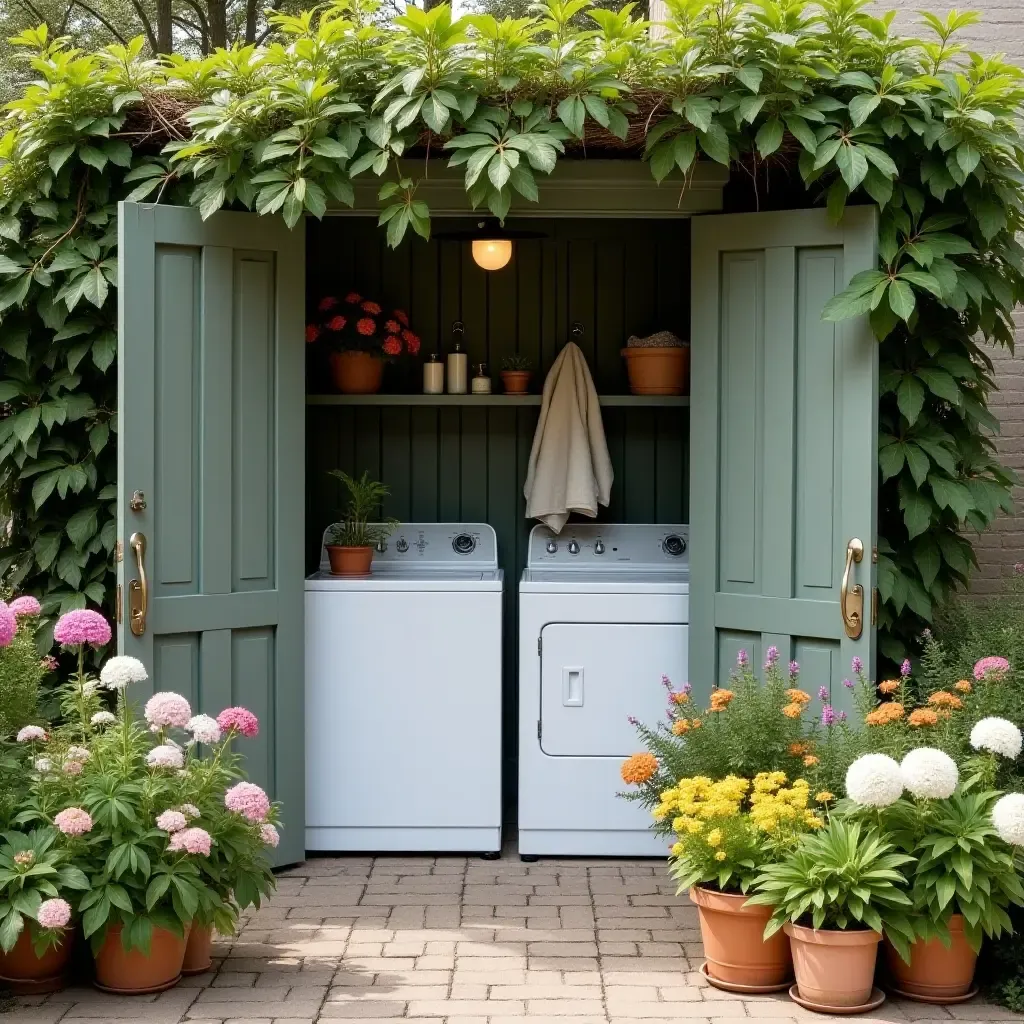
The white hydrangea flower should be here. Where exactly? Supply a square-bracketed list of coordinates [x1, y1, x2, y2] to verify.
[81, 681, 98, 697]
[845, 753, 903, 807]
[992, 793, 1024, 846]
[99, 655, 148, 690]
[34, 757, 52, 773]
[66, 745, 91, 763]
[186, 714, 222, 745]
[146, 744, 184, 769]
[900, 748, 958, 800]
[970, 717, 1023, 759]
[91, 711, 116, 727]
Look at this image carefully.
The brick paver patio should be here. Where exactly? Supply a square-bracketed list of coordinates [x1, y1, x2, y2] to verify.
[6, 851, 1021, 1023]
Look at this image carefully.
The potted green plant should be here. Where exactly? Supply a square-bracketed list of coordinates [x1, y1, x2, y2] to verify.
[0, 828, 88, 993]
[500, 354, 534, 394]
[324, 470, 398, 577]
[747, 815, 917, 1012]
[308, 293, 421, 394]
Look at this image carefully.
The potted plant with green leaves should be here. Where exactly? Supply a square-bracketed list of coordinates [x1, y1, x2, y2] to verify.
[325, 470, 398, 577]
[747, 814, 917, 1012]
[500, 354, 534, 394]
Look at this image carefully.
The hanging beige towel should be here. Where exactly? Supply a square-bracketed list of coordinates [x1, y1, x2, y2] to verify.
[524, 342, 613, 533]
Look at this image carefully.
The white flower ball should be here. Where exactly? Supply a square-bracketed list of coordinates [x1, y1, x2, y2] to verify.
[970, 717, 1023, 759]
[99, 655, 148, 690]
[146, 744, 184, 769]
[90, 711, 116, 727]
[992, 793, 1024, 846]
[34, 757, 52, 773]
[186, 714, 222, 745]
[845, 753, 904, 807]
[900, 748, 959, 800]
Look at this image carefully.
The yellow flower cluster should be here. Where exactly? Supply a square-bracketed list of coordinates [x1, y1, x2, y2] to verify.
[654, 774, 749, 825]
[747, 774, 822, 831]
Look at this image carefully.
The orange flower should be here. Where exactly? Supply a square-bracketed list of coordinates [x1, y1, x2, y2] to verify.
[782, 703, 804, 719]
[394, 309, 409, 326]
[345, 291, 362, 304]
[908, 708, 939, 728]
[785, 689, 811, 705]
[384, 319, 401, 334]
[318, 296, 337, 311]
[382, 336, 402, 356]
[788, 742, 810, 757]
[672, 719, 690, 736]
[670, 692, 690, 705]
[361, 300, 382, 315]
[327, 315, 346, 331]
[356, 317, 376, 336]
[621, 753, 658, 785]
[709, 689, 735, 712]
[879, 680, 900, 695]
[928, 691, 963, 710]
[305, 324, 320, 343]
[803, 755, 819, 766]
[406, 334, 421, 355]
[954, 680, 973, 694]
[865, 702, 905, 726]
[691, 718, 702, 729]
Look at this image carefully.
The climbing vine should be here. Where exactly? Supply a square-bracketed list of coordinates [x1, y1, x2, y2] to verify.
[0, 0, 1022, 663]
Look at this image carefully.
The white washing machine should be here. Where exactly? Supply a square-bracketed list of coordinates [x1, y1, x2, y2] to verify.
[518, 523, 689, 858]
[305, 523, 503, 853]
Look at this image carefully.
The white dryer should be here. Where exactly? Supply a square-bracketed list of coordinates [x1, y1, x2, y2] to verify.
[305, 523, 503, 854]
[518, 523, 689, 858]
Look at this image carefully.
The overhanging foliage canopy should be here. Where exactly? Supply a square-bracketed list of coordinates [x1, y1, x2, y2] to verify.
[0, 0, 1021, 662]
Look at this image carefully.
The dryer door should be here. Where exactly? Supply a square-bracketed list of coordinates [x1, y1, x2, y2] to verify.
[540, 622, 688, 756]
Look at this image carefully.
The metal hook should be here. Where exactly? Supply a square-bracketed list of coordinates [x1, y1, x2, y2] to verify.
[452, 320, 465, 339]
[571, 321, 584, 339]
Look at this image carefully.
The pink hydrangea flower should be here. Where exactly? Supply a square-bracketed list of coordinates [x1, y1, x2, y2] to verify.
[217, 707, 259, 738]
[225, 782, 271, 822]
[146, 744, 185, 769]
[260, 823, 280, 848]
[974, 656, 1011, 682]
[168, 827, 212, 856]
[53, 610, 111, 647]
[9, 596, 41, 617]
[156, 809, 188, 833]
[179, 804, 200, 819]
[0, 603, 15, 648]
[40, 656, 58, 672]
[54, 808, 93, 836]
[36, 898, 71, 930]
[63, 760, 83, 776]
[16, 726, 47, 743]
[144, 692, 192, 729]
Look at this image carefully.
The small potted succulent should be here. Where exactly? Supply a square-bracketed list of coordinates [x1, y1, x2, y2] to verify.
[307, 293, 421, 394]
[324, 470, 398, 577]
[500, 354, 534, 394]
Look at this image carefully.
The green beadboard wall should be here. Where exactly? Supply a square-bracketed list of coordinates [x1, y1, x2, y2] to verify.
[305, 217, 691, 805]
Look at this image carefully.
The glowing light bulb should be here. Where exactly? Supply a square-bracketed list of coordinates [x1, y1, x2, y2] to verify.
[471, 238, 513, 271]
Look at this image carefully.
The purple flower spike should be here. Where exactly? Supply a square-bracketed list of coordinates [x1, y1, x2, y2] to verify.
[661, 674, 672, 689]
[765, 646, 779, 667]
[818, 686, 829, 702]
[821, 705, 837, 726]
[788, 660, 799, 679]
[737, 650, 749, 668]
[842, 678, 854, 689]
[680, 681, 692, 695]
[838, 710, 848, 721]
[901, 659, 912, 678]
[851, 656, 862, 674]
[627, 716, 639, 726]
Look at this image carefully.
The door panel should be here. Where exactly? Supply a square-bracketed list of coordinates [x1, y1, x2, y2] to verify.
[540, 622, 688, 756]
[117, 203, 305, 864]
[690, 208, 878, 714]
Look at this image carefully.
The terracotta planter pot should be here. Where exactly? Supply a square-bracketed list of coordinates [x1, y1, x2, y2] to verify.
[501, 370, 532, 394]
[93, 922, 188, 994]
[690, 887, 793, 990]
[621, 346, 689, 395]
[0, 927, 74, 994]
[326, 545, 373, 577]
[884, 915, 978, 1002]
[785, 922, 881, 1008]
[330, 351, 384, 394]
[182, 924, 213, 976]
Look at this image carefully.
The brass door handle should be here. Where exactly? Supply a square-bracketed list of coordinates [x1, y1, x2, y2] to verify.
[841, 537, 864, 640]
[129, 532, 148, 637]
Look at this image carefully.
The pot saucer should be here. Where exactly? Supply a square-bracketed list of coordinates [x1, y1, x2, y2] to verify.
[699, 961, 792, 994]
[94, 973, 182, 995]
[788, 984, 886, 1015]
[885, 984, 978, 1005]
[0, 973, 67, 995]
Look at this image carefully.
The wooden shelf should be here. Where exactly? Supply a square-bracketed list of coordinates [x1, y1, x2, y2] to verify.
[306, 393, 690, 408]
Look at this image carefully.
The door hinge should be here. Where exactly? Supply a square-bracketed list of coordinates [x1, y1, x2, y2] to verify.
[537, 719, 542, 739]
[537, 636, 542, 656]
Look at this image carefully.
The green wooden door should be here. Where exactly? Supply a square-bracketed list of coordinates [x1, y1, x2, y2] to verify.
[689, 207, 878, 714]
[117, 203, 306, 864]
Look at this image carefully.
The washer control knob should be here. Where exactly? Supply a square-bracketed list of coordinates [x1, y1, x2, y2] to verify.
[396, 537, 408, 553]
[568, 540, 580, 555]
[452, 533, 476, 555]
[662, 534, 687, 557]
[594, 539, 605, 555]
[546, 539, 558, 554]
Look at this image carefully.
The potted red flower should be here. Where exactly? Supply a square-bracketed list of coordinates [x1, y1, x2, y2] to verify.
[307, 293, 421, 394]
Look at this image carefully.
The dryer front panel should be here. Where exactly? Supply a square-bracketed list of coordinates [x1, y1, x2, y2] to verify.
[540, 622, 688, 757]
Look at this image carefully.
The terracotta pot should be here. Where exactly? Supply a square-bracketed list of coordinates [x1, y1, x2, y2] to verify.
[326, 545, 373, 577]
[501, 370, 532, 394]
[93, 922, 188, 994]
[621, 346, 690, 395]
[785, 922, 881, 1009]
[330, 351, 384, 394]
[182, 924, 213, 976]
[0, 927, 73, 994]
[690, 888, 793, 990]
[884, 915, 978, 1002]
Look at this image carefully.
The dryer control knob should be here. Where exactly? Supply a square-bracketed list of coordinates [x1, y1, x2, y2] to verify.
[662, 534, 687, 557]
[452, 533, 476, 555]
[594, 540, 605, 555]
[546, 539, 558, 554]
[568, 540, 580, 555]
